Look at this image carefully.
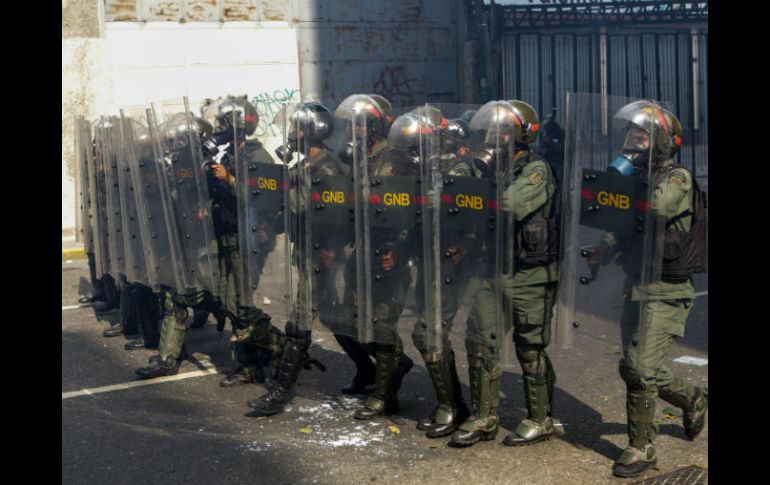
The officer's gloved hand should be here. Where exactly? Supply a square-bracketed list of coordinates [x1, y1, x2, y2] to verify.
[319, 248, 335, 269]
[380, 250, 397, 272]
[586, 245, 602, 268]
[211, 164, 235, 185]
[446, 243, 467, 264]
[257, 223, 275, 244]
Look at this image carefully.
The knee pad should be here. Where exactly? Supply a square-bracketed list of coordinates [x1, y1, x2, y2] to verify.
[173, 303, 188, 325]
[411, 322, 429, 357]
[516, 345, 547, 377]
[467, 354, 500, 378]
[466, 339, 497, 366]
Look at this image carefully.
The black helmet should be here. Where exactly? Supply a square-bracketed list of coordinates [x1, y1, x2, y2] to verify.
[161, 112, 214, 156]
[334, 94, 394, 163]
[388, 106, 444, 150]
[446, 118, 471, 141]
[201, 95, 258, 146]
[335, 94, 391, 143]
[274, 102, 334, 162]
[505, 100, 540, 146]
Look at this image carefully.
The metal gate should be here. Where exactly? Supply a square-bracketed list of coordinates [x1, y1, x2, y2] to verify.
[502, 28, 707, 177]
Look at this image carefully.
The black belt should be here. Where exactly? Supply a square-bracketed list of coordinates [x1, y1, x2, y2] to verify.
[661, 276, 690, 284]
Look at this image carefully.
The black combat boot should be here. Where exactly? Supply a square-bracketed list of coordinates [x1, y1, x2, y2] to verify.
[135, 356, 181, 379]
[247, 337, 309, 417]
[612, 393, 658, 478]
[189, 309, 209, 329]
[220, 366, 265, 387]
[418, 350, 470, 438]
[450, 362, 501, 446]
[335, 334, 376, 394]
[102, 324, 124, 337]
[354, 349, 413, 420]
[503, 353, 556, 446]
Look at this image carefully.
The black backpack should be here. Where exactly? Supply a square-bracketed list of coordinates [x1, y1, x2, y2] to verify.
[661, 167, 707, 278]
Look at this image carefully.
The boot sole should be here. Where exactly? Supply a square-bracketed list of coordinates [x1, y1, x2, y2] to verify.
[426, 427, 456, 439]
[247, 408, 282, 418]
[686, 391, 708, 441]
[353, 413, 378, 420]
[502, 433, 552, 447]
[612, 458, 657, 478]
[341, 386, 375, 395]
[135, 371, 178, 379]
[354, 405, 398, 420]
[450, 430, 498, 447]
[220, 380, 256, 388]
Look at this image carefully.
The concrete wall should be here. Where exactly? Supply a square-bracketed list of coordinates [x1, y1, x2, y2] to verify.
[296, 0, 460, 108]
[63, 0, 112, 238]
[62, 0, 463, 237]
[105, 21, 300, 153]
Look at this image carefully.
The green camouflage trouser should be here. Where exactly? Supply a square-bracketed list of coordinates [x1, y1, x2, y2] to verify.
[466, 277, 556, 364]
[157, 290, 218, 362]
[217, 235, 284, 371]
[411, 259, 468, 362]
[619, 298, 698, 448]
[465, 277, 557, 421]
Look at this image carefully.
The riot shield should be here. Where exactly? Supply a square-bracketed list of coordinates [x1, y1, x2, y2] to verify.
[74, 116, 93, 254]
[350, 100, 425, 347]
[675, 108, 708, 369]
[88, 119, 111, 279]
[465, 101, 517, 367]
[115, 111, 150, 286]
[121, 107, 178, 292]
[148, 98, 220, 297]
[271, 102, 353, 339]
[556, 93, 669, 353]
[224, 98, 292, 330]
[95, 116, 127, 280]
[410, 103, 504, 367]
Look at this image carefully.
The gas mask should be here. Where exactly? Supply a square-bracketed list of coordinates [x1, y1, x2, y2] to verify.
[608, 126, 650, 176]
[473, 144, 507, 177]
[275, 137, 298, 163]
[200, 136, 220, 159]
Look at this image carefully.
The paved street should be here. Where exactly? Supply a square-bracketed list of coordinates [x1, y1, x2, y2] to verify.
[62, 259, 707, 484]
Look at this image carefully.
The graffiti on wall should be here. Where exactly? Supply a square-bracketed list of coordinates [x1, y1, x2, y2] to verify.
[372, 65, 420, 104]
[251, 88, 300, 137]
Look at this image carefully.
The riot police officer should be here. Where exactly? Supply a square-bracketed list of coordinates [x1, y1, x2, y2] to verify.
[585, 101, 708, 478]
[451, 100, 561, 447]
[247, 102, 344, 416]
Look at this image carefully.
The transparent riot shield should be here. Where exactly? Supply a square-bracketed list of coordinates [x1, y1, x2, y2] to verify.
[149, 98, 220, 297]
[115, 111, 149, 286]
[409, 103, 504, 369]
[95, 116, 127, 280]
[350, 100, 424, 347]
[675, 110, 708, 369]
[88, 119, 111, 279]
[464, 101, 516, 368]
[221, 98, 292, 331]
[121, 107, 178, 292]
[74, 116, 93, 254]
[556, 93, 668, 355]
[272, 102, 353, 339]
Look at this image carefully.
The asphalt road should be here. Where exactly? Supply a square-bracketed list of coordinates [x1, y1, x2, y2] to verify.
[62, 258, 707, 485]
